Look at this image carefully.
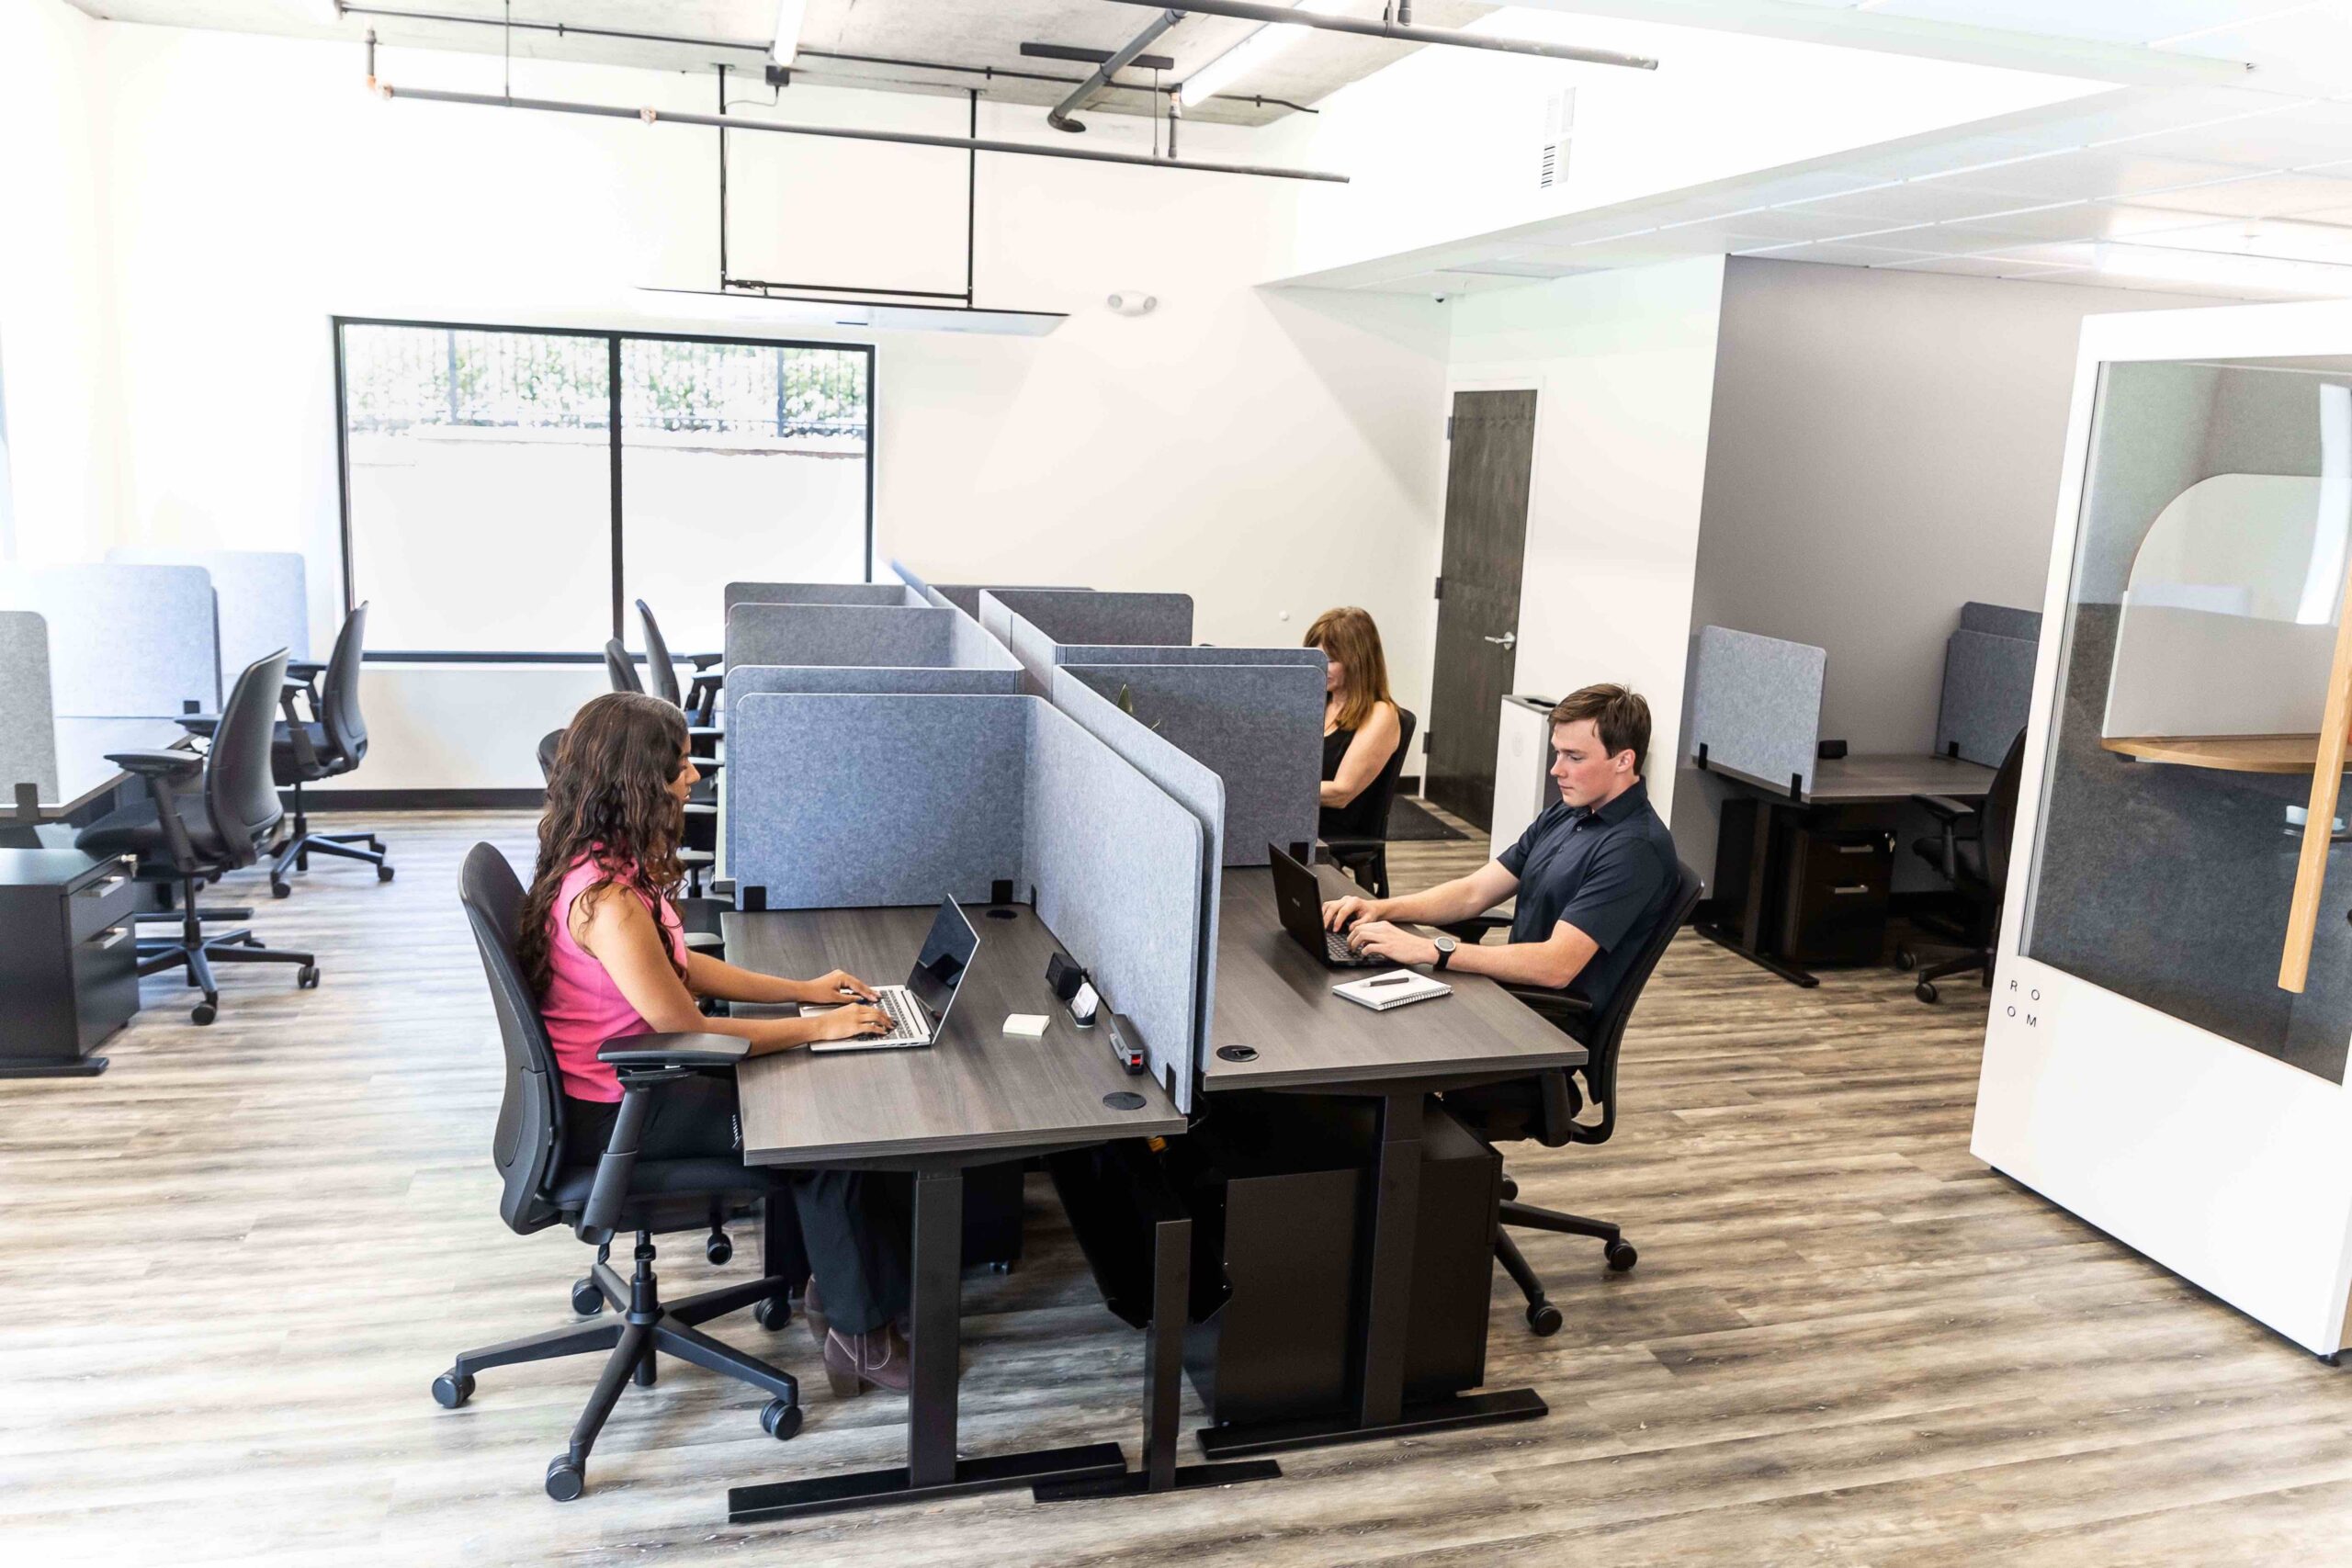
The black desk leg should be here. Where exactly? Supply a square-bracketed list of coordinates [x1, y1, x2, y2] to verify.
[1196, 1089, 1548, 1461]
[729, 1163, 1125, 1523]
[1696, 796, 1819, 987]
[1035, 1207, 1281, 1503]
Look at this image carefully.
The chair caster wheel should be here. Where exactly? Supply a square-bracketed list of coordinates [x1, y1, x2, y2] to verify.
[988, 1260, 1014, 1275]
[1499, 1176, 1520, 1201]
[432, 1371, 474, 1408]
[1893, 946, 1915, 971]
[1605, 1240, 1638, 1272]
[1916, 981, 1939, 1003]
[545, 1457, 584, 1502]
[706, 1230, 732, 1267]
[761, 1399, 802, 1439]
[378, 864, 395, 883]
[270, 880, 292, 899]
[191, 1001, 218, 1026]
[298, 964, 321, 989]
[1526, 1303, 1563, 1337]
[571, 1277, 604, 1316]
[752, 1296, 791, 1332]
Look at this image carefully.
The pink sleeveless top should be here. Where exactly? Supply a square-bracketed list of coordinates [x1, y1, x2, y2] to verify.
[541, 854, 688, 1103]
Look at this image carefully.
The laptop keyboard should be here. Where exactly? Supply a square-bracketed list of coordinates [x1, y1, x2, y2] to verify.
[868, 986, 927, 1045]
[1327, 931, 1379, 966]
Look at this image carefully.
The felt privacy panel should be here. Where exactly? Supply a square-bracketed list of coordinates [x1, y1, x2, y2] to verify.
[0, 612, 58, 804]
[1688, 625, 1825, 796]
[0, 564, 221, 717]
[728, 664, 1020, 699]
[1959, 601, 2042, 643]
[984, 589, 1193, 648]
[725, 604, 955, 671]
[1055, 644, 1326, 670]
[1004, 612, 1061, 696]
[938, 583, 1089, 621]
[1935, 628, 2037, 768]
[724, 581, 920, 614]
[107, 547, 309, 672]
[1067, 663, 1320, 869]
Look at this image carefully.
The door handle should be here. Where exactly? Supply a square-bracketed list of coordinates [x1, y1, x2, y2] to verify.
[1483, 632, 1517, 649]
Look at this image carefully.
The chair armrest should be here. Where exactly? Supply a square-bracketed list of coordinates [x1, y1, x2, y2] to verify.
[689, 653, 722, 671]
[682, 801, 716, 818]
[595, 1032, 751, 1070]
[1439, 913, 1513, 942]
[1911, 794, 1978, 824]
[1498, 983, 1593, 1031]
[175, 715, 220, 739]
[106, 749, 205, 777]
[287, 660, 328, 681]
[686, 726, 723, 744]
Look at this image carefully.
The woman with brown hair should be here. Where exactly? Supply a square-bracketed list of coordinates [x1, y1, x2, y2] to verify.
[520, 691, 912, 1396]
[1306, 606, 1404, 845]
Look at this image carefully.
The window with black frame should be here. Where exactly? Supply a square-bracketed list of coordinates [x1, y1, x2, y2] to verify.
[336, 320, 873, 659]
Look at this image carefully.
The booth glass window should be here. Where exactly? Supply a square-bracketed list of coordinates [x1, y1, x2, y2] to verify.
[2021, 355, 2352, 1083]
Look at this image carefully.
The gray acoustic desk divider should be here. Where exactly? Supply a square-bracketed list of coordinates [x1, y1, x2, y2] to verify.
[723, 581, 922, 614]
[725, 604, 956, 671]
[727, 692, 1206, 1111]
[0, 613, 58, 807]
[1065, 662, 1321, 869]
[1934, 603, 2041, 767]
[1056, 645, 1325, 669]
[1687, 625, 1826, 798]
[107, 547, 307, 677]
[932, 581, 1090, 622]
[0, 564, 221, 718]
[981, 588, 1193, 649]
[1959, 601, 2043, 644]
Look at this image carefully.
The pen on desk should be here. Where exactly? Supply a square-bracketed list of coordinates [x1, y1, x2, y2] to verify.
[1368, 973, 1413, 987]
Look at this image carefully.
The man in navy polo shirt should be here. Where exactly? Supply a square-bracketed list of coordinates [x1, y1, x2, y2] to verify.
[1328, 683, 1677, 1017]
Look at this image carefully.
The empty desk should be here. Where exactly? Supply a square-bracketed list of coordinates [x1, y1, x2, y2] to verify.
[5, 717, 198, 847]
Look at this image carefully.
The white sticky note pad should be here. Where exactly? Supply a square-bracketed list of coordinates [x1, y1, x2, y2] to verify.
[1003, 1013, 1049, 1038]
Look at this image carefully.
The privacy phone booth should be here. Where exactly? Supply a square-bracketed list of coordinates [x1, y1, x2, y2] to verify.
[1976, 300, 2352, 1358]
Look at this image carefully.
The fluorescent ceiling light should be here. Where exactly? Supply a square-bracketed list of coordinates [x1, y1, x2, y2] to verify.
[771, 0, 807, 68]
[1180, 0, 1348, 108]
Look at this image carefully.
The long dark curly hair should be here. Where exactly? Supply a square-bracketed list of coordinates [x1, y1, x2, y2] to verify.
[516, 692, 692, 998]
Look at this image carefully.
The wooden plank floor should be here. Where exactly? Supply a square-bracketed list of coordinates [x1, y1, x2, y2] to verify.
[8, 805, 2352, 1565]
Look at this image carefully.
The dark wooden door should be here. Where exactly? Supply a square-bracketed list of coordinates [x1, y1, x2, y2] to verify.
[1425, 389, 1536, 831]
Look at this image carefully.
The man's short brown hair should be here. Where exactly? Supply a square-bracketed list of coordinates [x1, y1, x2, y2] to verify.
[1550, 683, 1651, 775]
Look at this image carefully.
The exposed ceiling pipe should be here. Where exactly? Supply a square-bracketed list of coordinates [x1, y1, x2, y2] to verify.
[1049, 7, 1186, 134]
[369, 83, 1351, 182]
[1102, 0, 1660, 71]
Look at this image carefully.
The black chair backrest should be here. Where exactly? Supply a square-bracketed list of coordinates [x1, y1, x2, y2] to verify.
[1983, 728, 2027, 893]
[537, 728, 565, 786]
[1573, 858, 1703, 1144]
[1362, 705, 1417, 837]
[459, 842, 567, 1237]
[320, 602, 370, 764]
[209, 650, 291, 866]
[636, 600, 683, 709]
[604, 639, 642, 695]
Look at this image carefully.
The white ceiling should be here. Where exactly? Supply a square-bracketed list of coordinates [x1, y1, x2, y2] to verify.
[1293, 3, 2352, 302]
[66, 0, 1491, 127]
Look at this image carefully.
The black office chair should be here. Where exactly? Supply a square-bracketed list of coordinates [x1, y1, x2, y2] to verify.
[265, 602, 391, 898]
[438, 843, 803, 1501]
[1322, 706, 1419, 900]
[602, 638, 643, 695]
[77, 650, 320, 1025]
[537, 727, 722, 958]
[606, 637, 722, 790]
[638, 599, 723, 730]
[1897, 728, 2027, 1003]
[1442, 860, 1702, 1336]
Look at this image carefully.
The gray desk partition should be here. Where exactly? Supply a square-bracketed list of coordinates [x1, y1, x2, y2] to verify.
[1935, 604, 2041, 767]
[1056, 645, 1324, 669]
[727, 691, 1206, 1111]
[0, 612, 58, 808]
[723, 581, 921, 614]
[725, 604, 956, 671]
[729, 665, 1021, 698]
[0, 564, 221, 717]
[1959, 601, 2043, 643]
[1688, 625, 1825, 796]
[107, 547, 307, 676]
[936, 582, 1088, 622]
[1066, 663, 1321, 869]
[982, 589, 1193, 649]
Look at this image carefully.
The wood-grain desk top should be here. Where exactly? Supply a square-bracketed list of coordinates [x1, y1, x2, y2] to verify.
[21, 717, 194, 818]
[1706, 750, 1995, 806]
[724, 902, 1185, 1167]
[1206, 864, 1586, 1092]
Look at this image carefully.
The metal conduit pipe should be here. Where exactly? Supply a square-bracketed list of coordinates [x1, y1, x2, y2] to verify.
[370, 85, 1351, 183]
[1099, 0, 1659, 71]
[1049, 8, 1185, 134]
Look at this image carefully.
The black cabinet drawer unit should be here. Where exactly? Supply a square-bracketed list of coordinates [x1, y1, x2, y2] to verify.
[0, 849, 140, 1077]
[1780, 829, 1894, 966]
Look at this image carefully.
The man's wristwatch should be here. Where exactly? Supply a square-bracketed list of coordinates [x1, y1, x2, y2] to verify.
[1430, 933, 1457, 972]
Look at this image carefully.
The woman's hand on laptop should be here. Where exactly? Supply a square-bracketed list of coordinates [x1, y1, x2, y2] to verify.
[811, 1003, 894, 1042]
[808, 969, 879, 1003]
[1323, 895, 1385, 931]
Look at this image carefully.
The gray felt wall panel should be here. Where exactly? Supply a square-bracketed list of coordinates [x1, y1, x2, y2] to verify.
[1023, 701, 1205, 1114]
[944, 583, 1089, 622]
[728, 665, 1020, 700]
[1005, 613, 1061, 696]
[1055, 644, 1327, 670]
[107, 547, 308, 672]
[986, 589, 1193, 647]
[724, 581, 918, 613]
[1068, 663, 1320, 869]
[1935, 629, 2036, 767]
[726, 604, 955, 671]
[948, 605, 1021, 671]
[0, 613, 58, 804]
[727, 694, 1028, 907]
[0, 564, 220, 717]
[1958, 602, 2042, 643]
[1688, 625, 1825, 795]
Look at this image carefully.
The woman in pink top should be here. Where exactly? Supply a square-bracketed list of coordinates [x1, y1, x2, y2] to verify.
[518, 693, 910, 1395]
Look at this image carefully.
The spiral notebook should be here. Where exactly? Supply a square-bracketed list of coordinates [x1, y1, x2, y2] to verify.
[1332, 971, 1453, 1011]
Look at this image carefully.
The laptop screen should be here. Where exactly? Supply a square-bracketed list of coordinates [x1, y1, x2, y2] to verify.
[906, 898, 979, 1029]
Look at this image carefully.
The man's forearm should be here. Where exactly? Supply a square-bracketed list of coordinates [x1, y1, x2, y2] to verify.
[1382, 876, 1494, 928]
[1447, 938, 1581, 991]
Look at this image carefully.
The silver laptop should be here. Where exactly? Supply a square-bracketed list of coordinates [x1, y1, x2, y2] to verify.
[808, 898, 980, 1053]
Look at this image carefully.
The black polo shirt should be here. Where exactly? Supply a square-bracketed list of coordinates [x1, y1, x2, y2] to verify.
[1496, 778, 1678, 1016]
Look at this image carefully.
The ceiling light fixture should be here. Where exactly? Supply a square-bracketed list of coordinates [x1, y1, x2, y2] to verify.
[1179, 0, 1348, 109]
[771, 0, 807, 68]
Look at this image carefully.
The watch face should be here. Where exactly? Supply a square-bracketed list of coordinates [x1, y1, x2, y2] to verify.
[1434, 935, 1456, 954]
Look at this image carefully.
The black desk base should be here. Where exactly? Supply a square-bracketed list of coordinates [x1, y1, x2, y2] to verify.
[1693, 919, 1821, 987]
[1195, 1387, 1548, 1459]
[0, 1055, 109, 1078]
[731, 1443, 1127, 1521]
[1036, 1457, 1283, 1501]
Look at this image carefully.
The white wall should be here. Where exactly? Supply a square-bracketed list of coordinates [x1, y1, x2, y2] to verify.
[1672, 256, 2232, 884]
[68, 24, 1451, 791]
[1446, 254, 1729, 829]
[0, 0, 121, 564]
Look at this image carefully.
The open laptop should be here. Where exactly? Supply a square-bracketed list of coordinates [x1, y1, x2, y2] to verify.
[1268, 843, 1383, 969]
[808, 897, 980, 1052]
